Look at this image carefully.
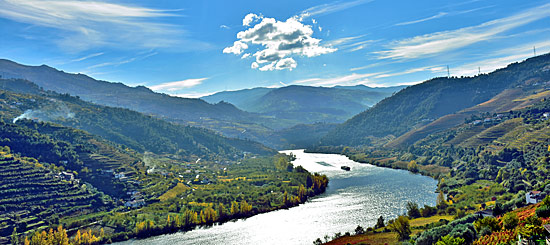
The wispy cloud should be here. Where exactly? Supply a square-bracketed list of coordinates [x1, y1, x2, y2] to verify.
[72, 52, 104, 62]
[328, 35, 375, 52]
[300, 0, 374, 18]
[452, 41, 550, 77]
[149, 78, 208, 92]
[85, 52, 157, 70]
[0, 0, 205, 52]
[349, 63, 381, 72]
[395, 12, 447, 26]
[172, 91, 216, 99]
[374, 65, 446, 78]
[376, 3, 550, 60]
[291, 72, 384, 87]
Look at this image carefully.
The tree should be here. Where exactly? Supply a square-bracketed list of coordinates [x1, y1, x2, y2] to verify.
[240, 200, 252, 215]
[473, 217, 501, 233]
[406, 202, 421, 218]
[354, 225, 365, 235]
[436, 235, 465, 245]
[436, 191, 446, 207]
[375, 216, 385, 229]
[11, 227, 18, 245]
[502, 212, 518, 230]
[408, 160, 419, 173]
[230, 201, 239, 216]
[388, 216, 411, 240]
[298, 184, 307, 202]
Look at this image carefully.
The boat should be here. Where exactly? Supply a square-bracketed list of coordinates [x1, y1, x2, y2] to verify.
[340, 166, 351, 171]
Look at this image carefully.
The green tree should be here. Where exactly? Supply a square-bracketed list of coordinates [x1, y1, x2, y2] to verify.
[388, 216, 411, 240]
[375, 216, 385, 229]
[502, 212, 518, 230]
[11, 227, 18, 245]
[406, 202, 421, 218]
[408, 160, 419, 173]
[436, 235, 465, 245]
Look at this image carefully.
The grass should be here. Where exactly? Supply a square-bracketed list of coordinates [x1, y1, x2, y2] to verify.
[158, 182, 190, 202]
[325, 215, 454, 245]
[326, 231, 398, 245]
[410, 215, 453, 228]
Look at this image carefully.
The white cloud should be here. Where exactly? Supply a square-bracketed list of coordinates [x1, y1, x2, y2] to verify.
[300, 0, 373, 18]
[328, 35, 374, 52]
[241, 53, 251, 59]
[243, 13, 260, 26]
[224, 14, 336, 71]
[374, 65, 446, 78]
[292, 72, 384, 87]
[71, 52, 104, 62]
[0, 0, 202, 52]
[223, 41, 248, 55]
[452, 41, 550, 77]
[173, 92, 216, 98]
[395, 12, 447, 26]
[149, 78, 208, 92]
[220, 24, 230, 29]
[85, 52, 157, 70]
[376, 3, 550, 60]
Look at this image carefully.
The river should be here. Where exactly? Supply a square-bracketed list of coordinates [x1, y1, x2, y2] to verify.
[117, 150, 438, 245]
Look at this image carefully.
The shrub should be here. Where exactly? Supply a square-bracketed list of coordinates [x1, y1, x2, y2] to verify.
[535, 205, 550, 218]
[502, 213, 518, 230]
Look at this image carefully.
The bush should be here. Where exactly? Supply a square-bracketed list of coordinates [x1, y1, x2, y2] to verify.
[502, 213, 518, 230]
[535, 205, 550, 218]
[473, 217, 501, 233]
[407, 202, 421, 218]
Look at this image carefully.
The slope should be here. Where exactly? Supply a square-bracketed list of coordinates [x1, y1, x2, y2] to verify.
[321, 53, 550, 147]
[1, 83, 275, 158]
[0, 59, 290, 132]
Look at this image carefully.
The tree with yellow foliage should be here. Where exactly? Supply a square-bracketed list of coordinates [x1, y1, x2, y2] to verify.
[230, 201, 239, 216]
[240, 200, 252, 215]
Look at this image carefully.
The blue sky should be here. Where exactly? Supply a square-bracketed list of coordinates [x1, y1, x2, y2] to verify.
[0, 0, 549, 98]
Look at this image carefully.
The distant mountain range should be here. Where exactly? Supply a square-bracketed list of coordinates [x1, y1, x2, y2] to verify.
[202, 85, 405, 124]
[320, 53, 550, 148]
[0, 59, 404, 149]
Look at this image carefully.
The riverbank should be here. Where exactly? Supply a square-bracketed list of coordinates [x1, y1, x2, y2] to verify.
[112, 150, 438, 245]
[324, 215, 454, 245]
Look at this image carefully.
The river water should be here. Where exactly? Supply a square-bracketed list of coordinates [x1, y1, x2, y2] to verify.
[117, 150, 438, 245]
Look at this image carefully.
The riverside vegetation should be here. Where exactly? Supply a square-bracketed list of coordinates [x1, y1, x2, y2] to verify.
[0, 81, 328, 244]
[311, 54, 550, 244]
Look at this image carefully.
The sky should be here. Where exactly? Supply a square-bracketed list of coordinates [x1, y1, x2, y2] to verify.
[0, 0, 549, 98]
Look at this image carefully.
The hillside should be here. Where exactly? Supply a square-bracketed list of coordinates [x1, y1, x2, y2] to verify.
[0, 82, 275, 158]
[203, 85, 404, 124]
[0, 59, 297, 136]
[0, 149, 101, 240]
[320, 53, 550, 147]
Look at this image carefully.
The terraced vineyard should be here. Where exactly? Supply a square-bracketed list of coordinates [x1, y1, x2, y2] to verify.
[0, 149, 99, 243]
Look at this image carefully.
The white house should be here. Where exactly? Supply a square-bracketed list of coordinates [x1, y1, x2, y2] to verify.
[124, 199, 145, 208]
[526, 191, 544, 204]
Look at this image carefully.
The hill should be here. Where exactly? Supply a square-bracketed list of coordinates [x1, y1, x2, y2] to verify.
[0, 59, 296, 137]
[0, 82, 275, 158]
[320, 53, 550, 147]
[203, 85, 404, 124]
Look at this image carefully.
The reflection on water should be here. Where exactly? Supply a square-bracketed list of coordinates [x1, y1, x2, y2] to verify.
[117, 150, 437, 245]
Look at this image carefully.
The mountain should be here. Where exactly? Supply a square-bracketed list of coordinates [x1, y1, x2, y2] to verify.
[1, 80, 275, 158]
[0, 59, 291, 129]
[320, 53, 550, 147]
[203, 85, 404, 124]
